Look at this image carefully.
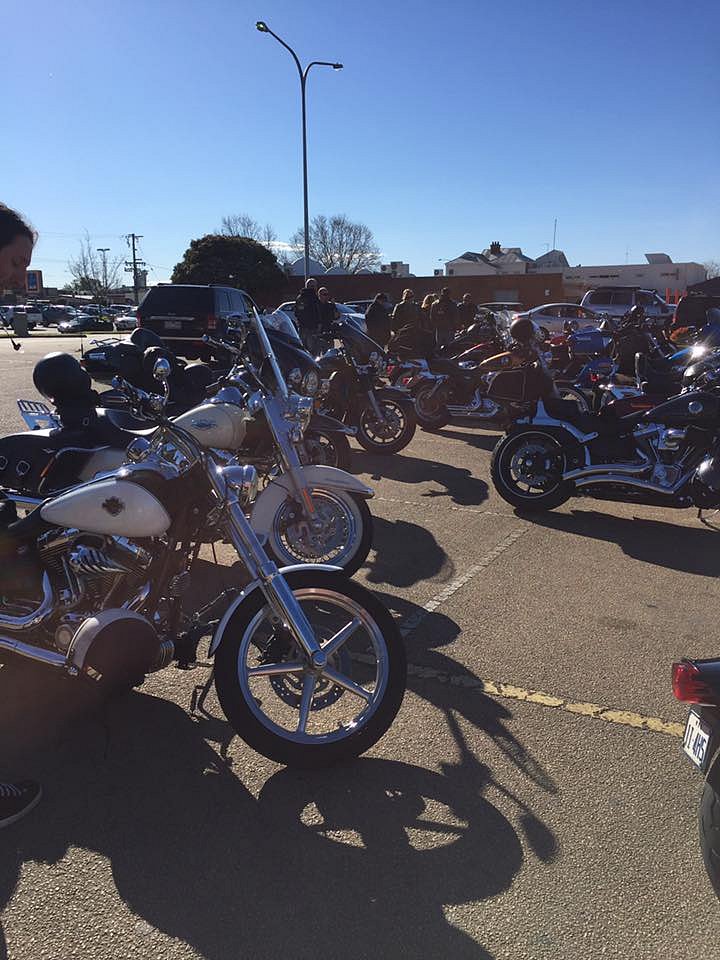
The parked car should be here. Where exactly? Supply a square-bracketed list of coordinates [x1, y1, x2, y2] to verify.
[277, 300, 367, 335]
[58, 314, 114, 334]
[513, 303, 598, 336]
[13, 304, 41, 330]
[113, 310, 138, 331]
[137, 284, 258, 359]
[671, 292, 720, 332]
[580, 287, 673, 326]
[41, 305, 78, 325]
[478, 302, 524, 313]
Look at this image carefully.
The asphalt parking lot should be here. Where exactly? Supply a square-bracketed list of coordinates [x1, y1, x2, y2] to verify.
[1, 336, 719, 959]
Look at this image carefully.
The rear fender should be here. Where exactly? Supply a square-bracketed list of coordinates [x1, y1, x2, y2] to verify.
[207, 563, 342, 657]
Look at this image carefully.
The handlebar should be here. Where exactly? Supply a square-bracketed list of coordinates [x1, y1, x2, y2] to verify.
[110, 376, 166, 419]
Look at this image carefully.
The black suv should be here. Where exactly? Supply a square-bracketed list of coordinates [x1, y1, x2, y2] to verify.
[137, 284, 258, 359]
[672, 292, 720, 331]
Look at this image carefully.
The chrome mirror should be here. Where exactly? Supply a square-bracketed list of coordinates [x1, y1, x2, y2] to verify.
[153, 357, 172, 383]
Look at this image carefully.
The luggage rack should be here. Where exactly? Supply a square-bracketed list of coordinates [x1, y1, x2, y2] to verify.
[16, 399, 60, 431]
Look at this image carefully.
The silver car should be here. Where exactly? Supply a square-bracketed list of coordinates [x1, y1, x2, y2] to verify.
[580, 287, 673, 326]
[515, 303, 599, 336]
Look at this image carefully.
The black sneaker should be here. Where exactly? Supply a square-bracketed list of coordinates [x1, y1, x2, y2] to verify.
[0, 781, 42, 828]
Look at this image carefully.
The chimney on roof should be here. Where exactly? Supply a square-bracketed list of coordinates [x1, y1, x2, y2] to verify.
[489, 241, 502, 256]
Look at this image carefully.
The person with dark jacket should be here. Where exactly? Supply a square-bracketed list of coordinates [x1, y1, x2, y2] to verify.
[294, 278, 323, 353]
[430, 287, 458, 346]
[390, 289, 420, 337]
[457, 293, 478, 330]
[317, 286, 339, 330]
[0, 202, 43, 829]
[365, 293, 391, 347]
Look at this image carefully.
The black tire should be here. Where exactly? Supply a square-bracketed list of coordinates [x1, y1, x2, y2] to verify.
[214, 569, 407, 767]
[491, 429, 572, 511]
[304, 429, 351, 471]
[414, 381, 451, 431]
[266, 491, 373, 577]
[355, 395, 416, 455]
[699, 780, 720, 896]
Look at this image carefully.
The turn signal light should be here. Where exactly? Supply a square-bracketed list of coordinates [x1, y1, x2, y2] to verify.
[672, 660, 720, 705]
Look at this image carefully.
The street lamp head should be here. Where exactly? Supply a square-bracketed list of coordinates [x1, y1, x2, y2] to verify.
[333, 63, 343, 70]
[255, 21, 269, 32]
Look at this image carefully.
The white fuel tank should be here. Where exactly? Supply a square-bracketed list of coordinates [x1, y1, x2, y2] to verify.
[41, 478, 171, 537]
[172, 402, 248, 450]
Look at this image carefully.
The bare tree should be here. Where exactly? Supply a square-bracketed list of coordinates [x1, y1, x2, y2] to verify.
[67, 233, 123, 300]
[220, 213, 277, 248]
[704, 260, 720, 280]
[290, 215, 381, 273]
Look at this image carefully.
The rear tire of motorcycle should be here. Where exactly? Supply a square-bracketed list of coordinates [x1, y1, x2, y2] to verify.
[213, 570, 406, 768]
[490, 431, 572, 512]
[414, 383, 451, 431]
[699, 781, 720, 896]
[355, 397, 416, 455]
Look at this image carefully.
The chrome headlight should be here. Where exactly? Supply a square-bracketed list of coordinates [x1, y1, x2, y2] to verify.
[287, 367, 302, 387]
[301, 369, 319, 396]
[285, 394, 314, 426]
[221, 464, 258, 506]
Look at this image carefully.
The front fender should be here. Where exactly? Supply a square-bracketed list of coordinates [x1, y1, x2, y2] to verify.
[207, 563, 342, 657]
[309, 412, 356, 436]
[249, 464, 374, 540]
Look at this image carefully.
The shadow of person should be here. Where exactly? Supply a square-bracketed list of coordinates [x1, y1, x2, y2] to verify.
[0, 690, 537, 960]
[353, 451, 489, 507]
[363, 516, 454, 588]
[526, 508, 720, 577]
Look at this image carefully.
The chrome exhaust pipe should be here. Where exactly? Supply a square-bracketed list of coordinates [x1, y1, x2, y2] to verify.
[564, 459, 650, 481]
[0, 635, 67, 668]
[574, 473, 690, 495]
[0, 573, 54, 632]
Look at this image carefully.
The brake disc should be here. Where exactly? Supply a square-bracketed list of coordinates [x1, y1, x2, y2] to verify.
[270, 647, 352, 709]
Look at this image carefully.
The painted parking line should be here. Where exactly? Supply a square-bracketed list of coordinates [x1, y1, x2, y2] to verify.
[374, 495, 520, 520]
[398, 528, 528, 637]
[407, 663, 684, 738]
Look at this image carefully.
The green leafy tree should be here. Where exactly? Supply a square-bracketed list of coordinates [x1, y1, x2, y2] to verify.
[171, 234, 284, 295]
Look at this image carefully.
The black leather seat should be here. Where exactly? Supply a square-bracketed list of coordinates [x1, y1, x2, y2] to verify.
[543, 398, 644, 436]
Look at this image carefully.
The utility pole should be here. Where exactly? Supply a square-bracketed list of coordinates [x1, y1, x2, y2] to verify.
[124, 233, 146, 305]
[552, 218, 557, 251]
[97, 247, 110, 313]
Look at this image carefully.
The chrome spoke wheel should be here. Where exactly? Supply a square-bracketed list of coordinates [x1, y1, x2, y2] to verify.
[272, 488, 359, 565]
[236, 589, 391, 745]
[359, 401, 405, 444]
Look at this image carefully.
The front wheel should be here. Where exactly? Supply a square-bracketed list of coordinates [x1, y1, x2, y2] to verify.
[355, 395, 416, 454]
[214, 569, 407, 767]
[491, 430, 572, 511]
[414, 381, 450, 431]
[267, 488, 373, 577]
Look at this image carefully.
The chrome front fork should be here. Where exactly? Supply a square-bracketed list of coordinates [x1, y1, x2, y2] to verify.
[208, 460, 324, 666]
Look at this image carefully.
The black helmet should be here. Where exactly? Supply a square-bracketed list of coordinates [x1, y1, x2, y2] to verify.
[33, 352, 93, 404]
[130, 327, 165, 352]
[692, 453, 720, 509]
[509, 316, 535, 343]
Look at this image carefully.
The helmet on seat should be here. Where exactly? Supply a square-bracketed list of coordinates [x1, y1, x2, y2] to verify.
[33, 352, 93, 404]
[509, 316, 536, 344]
[130, 327, 165, 352]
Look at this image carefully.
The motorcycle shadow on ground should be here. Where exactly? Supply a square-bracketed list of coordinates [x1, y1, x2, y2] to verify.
[370, 586, 560, 804]
[525, 508, 720, 577]
[354, 451, 489, 507]
[363, 515, 455, 589]
[0, 672, 555, 960]
[432, 427, 501, 453]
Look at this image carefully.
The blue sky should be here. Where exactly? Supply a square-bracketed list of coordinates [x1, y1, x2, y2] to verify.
[4, 0, 719, 287]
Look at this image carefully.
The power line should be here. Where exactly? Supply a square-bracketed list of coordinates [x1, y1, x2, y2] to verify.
[124, 233, 146, 305]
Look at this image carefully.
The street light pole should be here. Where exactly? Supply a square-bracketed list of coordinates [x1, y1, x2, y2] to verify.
[256, 21, 342, 281]
[97, 247, 110, 314]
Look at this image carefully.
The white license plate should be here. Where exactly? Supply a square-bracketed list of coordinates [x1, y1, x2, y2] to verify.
[164, 320, 182, 330]
[683, 711, 711, 769]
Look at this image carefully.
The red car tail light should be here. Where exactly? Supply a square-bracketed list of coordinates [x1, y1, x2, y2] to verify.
[672, 660, 720, 705]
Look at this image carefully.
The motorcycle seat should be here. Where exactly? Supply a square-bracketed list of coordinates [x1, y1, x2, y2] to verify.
[429, 358, 476, 379]
[543, 398, 644, 436]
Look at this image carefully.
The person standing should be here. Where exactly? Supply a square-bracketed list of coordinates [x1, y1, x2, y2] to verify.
[457, 293, 478, 330]
[430, 287, 458, 347]
[419, 294, 436, 333]
[390, 289, 420, 337]
[0, 202, 42, 828]
[365, 292, 391, 348]
[294, 278, 323, 354]
[316, 286, 339, 353]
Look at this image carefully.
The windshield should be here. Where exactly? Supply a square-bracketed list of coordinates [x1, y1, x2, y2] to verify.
[337, 318, 383, 362]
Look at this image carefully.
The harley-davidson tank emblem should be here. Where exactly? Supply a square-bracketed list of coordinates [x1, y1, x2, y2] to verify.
[191, 418, 217, 430]
[102, 497, 125, 517]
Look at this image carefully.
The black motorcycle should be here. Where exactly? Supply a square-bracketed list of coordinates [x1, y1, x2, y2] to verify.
[318, 320, 416, 455]
[491, 360, 720, 513]
[672, 657, 720, 897]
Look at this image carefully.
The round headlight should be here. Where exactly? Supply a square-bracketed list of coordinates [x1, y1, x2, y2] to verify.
[288, 367, 302, 386]
[301, 369, 319, 396]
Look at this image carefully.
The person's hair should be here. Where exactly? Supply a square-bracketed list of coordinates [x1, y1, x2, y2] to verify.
[441, 287, 450, 296]
[0, 204, 36, 251]
[305, 278, 317, 289]
[402, 288, 413, 300]
[421, 294, 435, 309]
